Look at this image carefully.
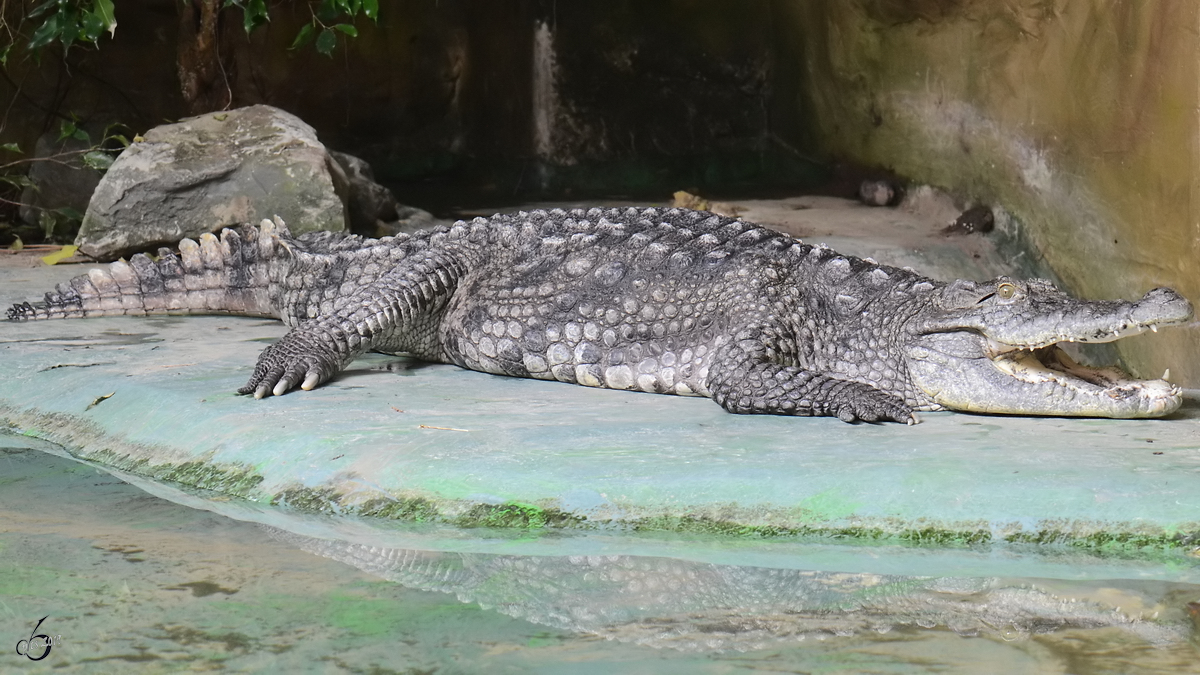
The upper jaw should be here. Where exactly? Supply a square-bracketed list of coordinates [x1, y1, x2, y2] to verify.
[923, 287, 1194, 350]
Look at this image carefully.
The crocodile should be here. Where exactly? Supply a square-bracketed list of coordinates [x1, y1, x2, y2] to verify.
[7, 207, 1194, 422]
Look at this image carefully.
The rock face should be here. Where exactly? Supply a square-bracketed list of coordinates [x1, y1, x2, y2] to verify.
[19, 131, 104, 233]
[330, 151, 440, 237]
[76, 105, 348, 261]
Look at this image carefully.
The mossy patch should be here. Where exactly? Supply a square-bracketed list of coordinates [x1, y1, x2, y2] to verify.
[358, 496, 440, 522]
[898, 526, 992, 547]
[269, 486, 344, 514]
[625, 513, 994, 547]
[81, 448, 265, 499]
[1006, 528, 1196, 553]
[454, 502, 585, 530]
[156, 461, 263, 496]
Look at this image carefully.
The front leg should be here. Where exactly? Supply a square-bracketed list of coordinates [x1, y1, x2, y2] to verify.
[706, 325, 916, 424]
[241, 248, 465, 398]
[238, 319, 364, 398]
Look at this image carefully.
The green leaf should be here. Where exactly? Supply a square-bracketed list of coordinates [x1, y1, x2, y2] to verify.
[92, 0, 117, 38]
[0, 43, 12, 67]
[315, 28, 337, 56]
[82, 150, 115, 172]
[42, 245, 79, 265]
[333, 23, 357, 37]
[289, 22, 316, 50]
[57, 120, 78, 142]
[58, 6, 80, 51]
[28, 0, 58, 19]
[363, 0, 378, 21]
[242, 0, 269, 34]
[316, 0, 338, 23]
[80, 10, 105, 43]
[1, 143, 21, 154]
[0, 174, 35, 190]
[58, 118, 91, 144]
[28, 14, 62, 50]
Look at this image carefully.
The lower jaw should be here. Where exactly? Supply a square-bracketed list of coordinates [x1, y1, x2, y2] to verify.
[962, 350, 1183, 418]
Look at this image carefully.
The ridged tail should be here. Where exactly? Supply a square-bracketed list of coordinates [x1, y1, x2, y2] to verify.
[7, 218, 292, 321]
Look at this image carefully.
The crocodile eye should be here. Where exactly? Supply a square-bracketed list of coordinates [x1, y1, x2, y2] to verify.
[997, 282, 1017, 299]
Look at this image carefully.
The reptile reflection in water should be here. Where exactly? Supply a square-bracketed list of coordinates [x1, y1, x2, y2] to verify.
[265, 527, 1196, 652]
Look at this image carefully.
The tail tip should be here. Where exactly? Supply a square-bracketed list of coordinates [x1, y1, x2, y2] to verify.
[7, 301, 35, 321]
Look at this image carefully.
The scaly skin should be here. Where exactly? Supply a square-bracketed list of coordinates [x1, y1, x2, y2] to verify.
[7, 208, 1194, 422]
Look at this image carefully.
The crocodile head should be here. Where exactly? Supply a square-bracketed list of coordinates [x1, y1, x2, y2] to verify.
[904, 277, 1194, 418]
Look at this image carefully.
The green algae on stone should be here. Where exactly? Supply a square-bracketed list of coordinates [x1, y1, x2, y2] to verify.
[898, 525, 992, 547]
[269, 486, 345, 514]
[1005, 526, 1200, 554]
[82, 448, 265, 500]
[156, 461, 264, 497]
[455, 502, 585, 530]
[358, 496, 441, 522]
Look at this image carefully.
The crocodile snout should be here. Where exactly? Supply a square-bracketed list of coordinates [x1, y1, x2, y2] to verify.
[1133, 288, 1194, 325]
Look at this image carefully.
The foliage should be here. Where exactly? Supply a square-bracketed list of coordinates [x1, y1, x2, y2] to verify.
[6, 0, 377, 60]
[24, 0, 116, 53]
[0, 119, 131, 245]
[0, 2, 380, 246]
[57, 118, 130, 171]
[285, 0, 378, 56]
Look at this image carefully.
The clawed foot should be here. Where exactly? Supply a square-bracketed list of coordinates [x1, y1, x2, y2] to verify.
[238, 330, 344, 398]
[831, 384, 917, 424]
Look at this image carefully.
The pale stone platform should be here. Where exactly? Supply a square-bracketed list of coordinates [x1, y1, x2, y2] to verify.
[3, 197, 1197, 584]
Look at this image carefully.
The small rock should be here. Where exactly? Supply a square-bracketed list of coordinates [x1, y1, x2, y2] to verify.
[378, 204, 441, 237]
[857, 179, 901, 207]
[943, 205, 995, 235]
[671, 190, 740, 217]
[330, 151, 439, 237]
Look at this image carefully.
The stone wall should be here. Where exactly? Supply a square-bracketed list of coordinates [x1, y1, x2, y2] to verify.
[782, 0, 1200, 386]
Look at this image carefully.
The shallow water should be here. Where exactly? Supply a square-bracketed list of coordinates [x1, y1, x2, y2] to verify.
[1, 445, 1197, 674]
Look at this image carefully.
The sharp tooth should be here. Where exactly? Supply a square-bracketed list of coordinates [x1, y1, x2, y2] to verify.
[1162, 368, 1170, 381]
[1150, 324, 1158, 333]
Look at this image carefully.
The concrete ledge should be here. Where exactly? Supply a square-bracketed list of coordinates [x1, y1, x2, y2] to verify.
[3, 200, 1198, 582]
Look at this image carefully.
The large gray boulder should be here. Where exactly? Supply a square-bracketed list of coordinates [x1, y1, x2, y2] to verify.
[76, 105, 348, 261]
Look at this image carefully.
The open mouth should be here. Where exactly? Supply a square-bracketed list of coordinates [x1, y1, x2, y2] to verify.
[981, 338, 1182, 416]
[908, 286, 1192, 418]
[988, 341, 1178, 394]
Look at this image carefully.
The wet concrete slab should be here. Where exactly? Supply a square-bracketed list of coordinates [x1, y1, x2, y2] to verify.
[2, 197, 1198, 583]
[7, 444, 1196, 672]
